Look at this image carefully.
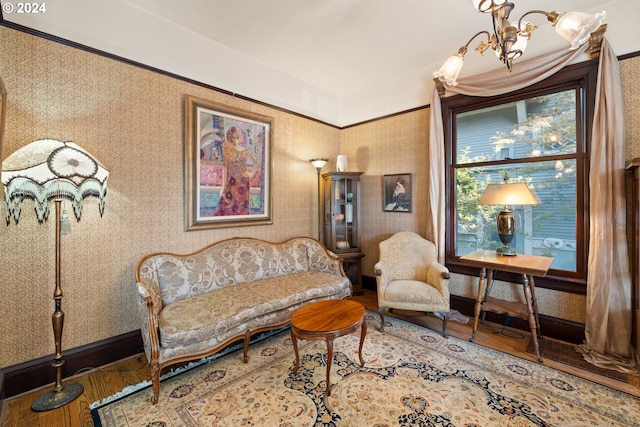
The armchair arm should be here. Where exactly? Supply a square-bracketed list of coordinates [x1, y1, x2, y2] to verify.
[374, 260, 391, 293]
[425, 262, 450, 297]
[135, 280, 162, 364]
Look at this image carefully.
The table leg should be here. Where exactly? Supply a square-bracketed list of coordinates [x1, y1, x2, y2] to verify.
[529, 276, 542, 338]
[358, 319, 367, 367]
[471, 267, 487, 342]
[325, 338, 334, 396]
[522, 274, 542, 362]
[480, 269, 496, 325]
[291, 328, 300, 374]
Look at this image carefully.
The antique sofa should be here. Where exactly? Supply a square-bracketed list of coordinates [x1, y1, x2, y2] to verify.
[135, 236, 352, 404]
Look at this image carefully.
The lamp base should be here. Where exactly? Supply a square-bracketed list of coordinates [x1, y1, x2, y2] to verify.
[31, 383, 83, 412]
[496, 246, 517, 256]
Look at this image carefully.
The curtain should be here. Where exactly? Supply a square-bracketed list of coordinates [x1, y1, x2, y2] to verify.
[577, 39, 636, 372]
[428, 90, 446, 264]
[428, 40, 637, 372]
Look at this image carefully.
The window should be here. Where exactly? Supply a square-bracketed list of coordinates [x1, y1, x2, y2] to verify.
[441, 60, 598, 293]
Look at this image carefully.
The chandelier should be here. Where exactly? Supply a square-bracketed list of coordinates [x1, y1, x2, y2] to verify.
[433, 0, 606, 86]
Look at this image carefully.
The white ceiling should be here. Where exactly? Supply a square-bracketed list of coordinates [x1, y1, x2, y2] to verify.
[4, 0, 639, 126]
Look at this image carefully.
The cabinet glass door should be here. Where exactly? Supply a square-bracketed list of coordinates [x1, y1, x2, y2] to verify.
[323, 172, 361, 253]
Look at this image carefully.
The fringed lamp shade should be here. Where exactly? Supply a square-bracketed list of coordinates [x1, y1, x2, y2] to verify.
[1, 139, 108, 224]
[1, 138, 109, 411]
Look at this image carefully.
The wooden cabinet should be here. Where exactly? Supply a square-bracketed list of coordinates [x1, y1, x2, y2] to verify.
[626, 159, 640, 354]
[322, 172, 364, 295]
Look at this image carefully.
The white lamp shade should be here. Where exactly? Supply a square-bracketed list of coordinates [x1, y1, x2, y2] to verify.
[479, 182, 539, 206]
[434, 53, 464, 86]
[554, 11, 606, 49]
[472, 0, 507, 13]
[309, 158, 328, 169]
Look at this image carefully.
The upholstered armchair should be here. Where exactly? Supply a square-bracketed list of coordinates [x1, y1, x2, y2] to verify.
[374, 231, 451, 337]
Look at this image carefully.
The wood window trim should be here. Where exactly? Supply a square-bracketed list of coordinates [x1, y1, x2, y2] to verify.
[440, 59, 599, 295]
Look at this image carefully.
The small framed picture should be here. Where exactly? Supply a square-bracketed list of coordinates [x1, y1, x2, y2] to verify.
[383, 173, 412, 212]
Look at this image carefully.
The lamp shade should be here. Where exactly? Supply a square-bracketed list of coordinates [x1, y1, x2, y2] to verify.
[554, 11, 606, 49]
[433, 53, 464, 86]
[2, 139, 109, 224]
[309, 158, 328, 169]
[472, 0, 507, 13]
[479, 182, 539, 206]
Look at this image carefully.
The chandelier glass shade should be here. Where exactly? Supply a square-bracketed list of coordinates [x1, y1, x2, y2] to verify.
[434, 1, 606, 86]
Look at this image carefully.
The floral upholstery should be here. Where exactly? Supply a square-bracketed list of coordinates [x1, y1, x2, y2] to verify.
[375, 231, 450, 336]
[134, 237, 351, 404]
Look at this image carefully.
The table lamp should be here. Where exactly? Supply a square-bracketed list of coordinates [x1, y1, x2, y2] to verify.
[478, 174, 538, 256]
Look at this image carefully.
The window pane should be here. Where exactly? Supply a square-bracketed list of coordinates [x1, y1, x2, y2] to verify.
[454, 160, 576, 271]
[456, 90, 577, 164]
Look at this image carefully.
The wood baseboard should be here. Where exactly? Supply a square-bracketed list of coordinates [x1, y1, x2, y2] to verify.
[0, 369, 4, 421]
[1, 331, 143, 399]
[362, 275, 585, 344]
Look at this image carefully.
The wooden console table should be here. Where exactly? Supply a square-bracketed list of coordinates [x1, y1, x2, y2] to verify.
[459, 250, 553, 362]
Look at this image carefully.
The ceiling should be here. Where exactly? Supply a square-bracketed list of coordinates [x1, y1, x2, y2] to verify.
[3, 0, 639, 126]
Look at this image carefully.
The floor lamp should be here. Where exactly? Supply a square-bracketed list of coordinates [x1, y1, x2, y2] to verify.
[2, 139, 109, 411]
[309, 158, 328, 241]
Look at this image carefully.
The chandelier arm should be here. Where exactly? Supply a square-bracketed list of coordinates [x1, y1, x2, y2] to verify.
[459, 30, 492, 55]
[517, 10, 559, 31]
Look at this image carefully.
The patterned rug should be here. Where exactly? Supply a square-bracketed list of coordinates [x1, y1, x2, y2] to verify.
[91, 311, 639, 426]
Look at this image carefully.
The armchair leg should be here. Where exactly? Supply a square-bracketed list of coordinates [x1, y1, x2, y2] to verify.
[441, 311, 449, 338]
[378, 307, 387, 332]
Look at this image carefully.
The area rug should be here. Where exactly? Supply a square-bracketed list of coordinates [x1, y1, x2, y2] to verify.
[91, 311, 639, 426]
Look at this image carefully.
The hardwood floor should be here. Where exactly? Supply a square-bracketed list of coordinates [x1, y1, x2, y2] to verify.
[2, 290, 638, 426]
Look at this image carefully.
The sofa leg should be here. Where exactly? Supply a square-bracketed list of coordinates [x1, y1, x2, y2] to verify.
[150, 363, 161, 404]
[243, 329, 251, 363]
[378, 307, 387, 332]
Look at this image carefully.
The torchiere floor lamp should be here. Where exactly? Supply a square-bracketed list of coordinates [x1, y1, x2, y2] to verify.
[309, 158, 328, 241]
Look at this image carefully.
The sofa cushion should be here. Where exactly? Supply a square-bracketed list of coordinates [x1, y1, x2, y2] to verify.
[149, 238, 324, 307]
[157, 271, 349, 348]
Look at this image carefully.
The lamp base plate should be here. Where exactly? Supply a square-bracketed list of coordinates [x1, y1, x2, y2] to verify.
[496, 246, 517, 256]
[31, 383, 83, 412]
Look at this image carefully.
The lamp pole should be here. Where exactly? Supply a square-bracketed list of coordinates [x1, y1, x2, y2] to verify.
[316, 168, 322, 240]
[309, 158, 328, 242]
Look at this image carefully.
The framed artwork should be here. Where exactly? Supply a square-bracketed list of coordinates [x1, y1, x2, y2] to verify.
[184, 95, 273, 230]
[383, 173, 412, 212]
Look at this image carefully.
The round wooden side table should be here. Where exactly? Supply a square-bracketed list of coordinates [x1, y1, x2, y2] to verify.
[290, 299, 367, 396]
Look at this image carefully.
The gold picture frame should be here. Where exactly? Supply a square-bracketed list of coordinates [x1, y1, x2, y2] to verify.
[184, 95, 273, 230]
